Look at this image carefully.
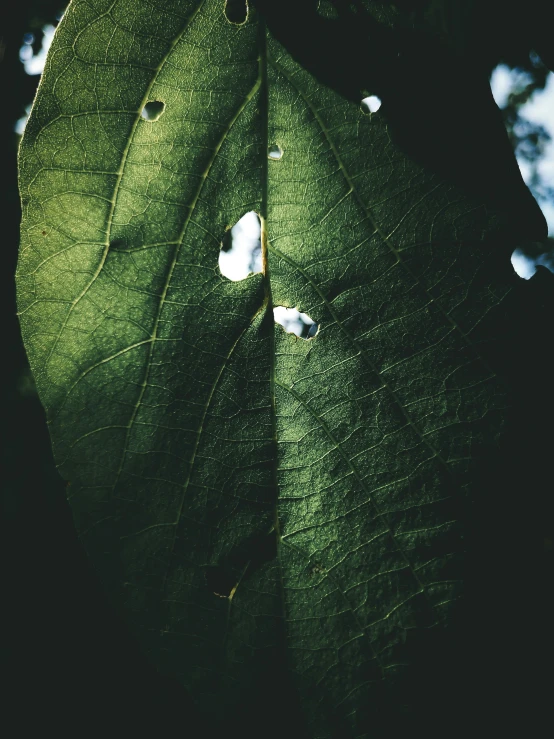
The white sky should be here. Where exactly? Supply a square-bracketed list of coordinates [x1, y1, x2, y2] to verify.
[490, 65, 554, 277]
[490, 65, 554, 237]
[361, 95, 382, 113]
[19, 24, 56, 76]
[218, 211, 262, 281]
[273, 306, 318, 339]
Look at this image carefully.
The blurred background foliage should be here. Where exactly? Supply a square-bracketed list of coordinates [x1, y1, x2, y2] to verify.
[2, 0, 553, 733]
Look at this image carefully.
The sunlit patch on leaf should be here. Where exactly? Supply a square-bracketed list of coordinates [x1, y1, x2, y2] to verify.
[274, 306, 319, 339]
[361, 95, 382, 114]
[219, 211, 262, 281]
[141, 101, 165, 121]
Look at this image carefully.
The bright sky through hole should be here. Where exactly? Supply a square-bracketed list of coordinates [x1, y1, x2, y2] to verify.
[273, 307, 318, 339]
[218, 211, 262, 281]
[361, 95, 382, 113]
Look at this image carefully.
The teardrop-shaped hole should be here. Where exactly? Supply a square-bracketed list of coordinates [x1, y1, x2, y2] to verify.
[219, 211, 262, 281]
[361, 95, 382, 114]
[274, 306, 319, 339]
[224, 0, 248, 24]
[141, 101, 165, 121]
[204, 565, 237, 598]
[268, 144, 283, 160]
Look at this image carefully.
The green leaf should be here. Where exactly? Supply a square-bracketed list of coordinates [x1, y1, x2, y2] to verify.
[15, 0, 547, 734]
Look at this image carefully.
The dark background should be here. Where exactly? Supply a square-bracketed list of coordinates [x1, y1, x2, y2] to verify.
[2, 1, 553, 734]
[2, 2, 203, 732]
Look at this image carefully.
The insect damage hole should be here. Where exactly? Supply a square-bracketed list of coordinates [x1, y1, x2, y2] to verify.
[268, 144, 283, 160]
[361, 95, 382, 114]
[140, 101, 165, 121]
[224, 0, 248, 24]
[274, 306, 319, 339]
[204, 565, 237, 599]
[219, 211, 262, 281]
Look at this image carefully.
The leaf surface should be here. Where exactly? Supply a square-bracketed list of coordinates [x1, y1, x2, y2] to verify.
[16, 0, 545, 734]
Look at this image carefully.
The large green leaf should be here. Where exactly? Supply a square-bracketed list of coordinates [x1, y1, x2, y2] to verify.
[16, 0, 548, 734]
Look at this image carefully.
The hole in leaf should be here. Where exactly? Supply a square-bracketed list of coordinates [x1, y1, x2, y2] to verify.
[268, 144, 283, 160]
[140, 101, 165, 121]
[308, 562, 325, 577]
[224, 0, 248, 24]
[203, 529, 277, 598]
[361, 95, 382, 114]
[204, 566, 237, 599]
[219, 211, 262, 281]
[511, 243, 554, 279]
[274, 306, 319, 339]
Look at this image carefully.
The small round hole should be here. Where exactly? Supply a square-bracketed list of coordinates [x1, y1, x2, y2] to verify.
[224, 0, 248, 24]
[361, 95, 382, 114]
[141, 101, 165, 121]
[268, 144, 283, 160]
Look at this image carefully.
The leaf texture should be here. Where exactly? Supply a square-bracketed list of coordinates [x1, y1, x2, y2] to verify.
[16, 0, 542, 734]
